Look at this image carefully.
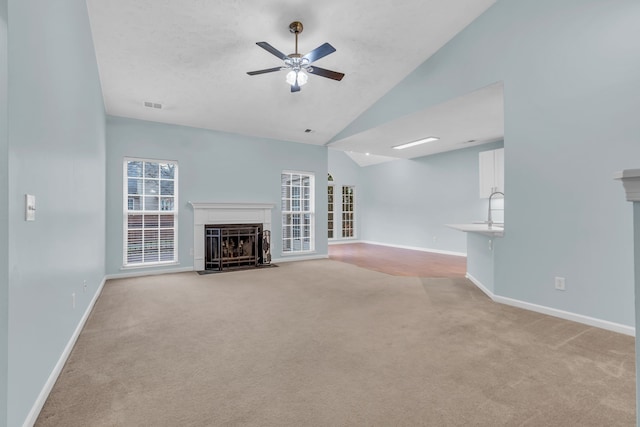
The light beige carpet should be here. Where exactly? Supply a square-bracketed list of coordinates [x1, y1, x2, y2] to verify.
[36, 259, 635, 426]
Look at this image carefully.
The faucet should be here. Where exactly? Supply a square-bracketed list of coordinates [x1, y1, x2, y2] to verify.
[487, 191, 504, 228]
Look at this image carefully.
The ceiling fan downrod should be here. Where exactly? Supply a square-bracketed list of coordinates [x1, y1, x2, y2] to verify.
[289, 21, 303, 57]
[247, 20, 344, 92]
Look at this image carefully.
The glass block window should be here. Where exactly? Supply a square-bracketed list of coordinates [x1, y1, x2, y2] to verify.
[281, 171, 314, 253]
[342, 185, 355, 238]
[124, 159, 178, 266]
[328, 185, 335, 239]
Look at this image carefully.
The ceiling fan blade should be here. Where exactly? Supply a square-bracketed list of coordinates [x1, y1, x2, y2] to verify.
[303, 42, 336, 63]
[307, 66, 345, 81]
[291, 83, 301, 93]
[247, 67, 283, 76]
[256, 42, 288, 60]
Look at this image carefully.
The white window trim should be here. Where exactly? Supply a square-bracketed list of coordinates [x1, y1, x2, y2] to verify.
[121, 260, 181, 270]
[328, 183, 336, 240]
[281, 170, 315, 254]
[122, 157, 179, 268]
[341, 184, 357, 240]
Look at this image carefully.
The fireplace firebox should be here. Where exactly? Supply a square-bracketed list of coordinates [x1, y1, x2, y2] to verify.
[205, 224, 270, 271]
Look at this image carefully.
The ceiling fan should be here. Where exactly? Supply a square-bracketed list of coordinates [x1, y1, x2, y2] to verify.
[247, 21, 345, 93]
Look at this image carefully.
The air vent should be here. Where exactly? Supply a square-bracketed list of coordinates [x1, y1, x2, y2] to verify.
[143, 101, 162, 109]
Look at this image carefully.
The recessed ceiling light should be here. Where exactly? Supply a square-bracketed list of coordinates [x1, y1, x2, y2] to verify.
[392, 136, 439, 150]
[365, 152, 370, 156]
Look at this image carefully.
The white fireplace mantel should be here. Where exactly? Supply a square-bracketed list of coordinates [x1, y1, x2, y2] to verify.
[189, 202, 274, 271]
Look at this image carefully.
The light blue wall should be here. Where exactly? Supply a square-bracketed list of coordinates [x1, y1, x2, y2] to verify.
[0, 0, 8, 425]
[1, 1, 637, 424]
[6, 1, 105, 425]
[334, 0, 640, 327]
[106, 116, 328, 274]
[327, 149, 361, 241]
[360, 142, 503, 254]
[467, 233, 496, 294]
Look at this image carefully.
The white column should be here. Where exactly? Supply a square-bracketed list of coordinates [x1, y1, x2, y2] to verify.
[614, 169, 640, 427]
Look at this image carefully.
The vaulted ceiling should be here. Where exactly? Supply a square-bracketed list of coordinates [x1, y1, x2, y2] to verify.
[86, 0, 501, 165]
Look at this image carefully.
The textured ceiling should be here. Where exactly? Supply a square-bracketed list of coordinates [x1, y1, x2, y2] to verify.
[86, 0, 496, 149]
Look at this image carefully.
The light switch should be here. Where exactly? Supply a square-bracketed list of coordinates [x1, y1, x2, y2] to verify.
[25, 194, 36, 221]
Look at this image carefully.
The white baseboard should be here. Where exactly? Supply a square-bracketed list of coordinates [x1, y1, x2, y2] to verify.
[23, 276, 107, 427]
[22, 265, 633, 427]
[271, 254, 329, 263]
[359, 240, 467, 257]
[465, 273, 635, 337]
[465, 273, 494, 299]
[105, 266, 194, 280]
[328, 239, 362, 245]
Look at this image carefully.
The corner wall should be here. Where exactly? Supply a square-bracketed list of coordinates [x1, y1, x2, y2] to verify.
[360, 142, 503, 254]
[105, 116, 328, 275]
[333, 0, 640, 327]
[7, 1, 106, 425]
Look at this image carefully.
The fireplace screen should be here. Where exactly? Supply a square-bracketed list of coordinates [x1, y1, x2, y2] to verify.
[205, 224, 265, 271]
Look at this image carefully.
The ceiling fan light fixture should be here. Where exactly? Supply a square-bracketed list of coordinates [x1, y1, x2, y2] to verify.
[247, 22, 344, 92]
[393, 136, 440, 150]
[286, 70, 308, 86]
[297, 71, 308, 86]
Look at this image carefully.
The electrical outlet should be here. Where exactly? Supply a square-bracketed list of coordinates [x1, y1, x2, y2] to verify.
[83, 280, 87, 293]
[71, 292, 76, 309]
[432, 236, 438, 243]
[190, 247, 194, 256]
[555, 277, 566, 291]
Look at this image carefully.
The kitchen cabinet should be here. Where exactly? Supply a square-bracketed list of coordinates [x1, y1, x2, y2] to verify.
[479, 148, 504, 198]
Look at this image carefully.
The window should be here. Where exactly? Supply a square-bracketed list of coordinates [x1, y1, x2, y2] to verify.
[328, 185, 335, 239]
[281, 171, 314, 253]
[342, 185, 355, 238]
[124, 159, 178, 266]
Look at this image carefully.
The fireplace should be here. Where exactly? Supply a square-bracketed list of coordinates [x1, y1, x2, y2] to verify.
[205, 224, 271, 271]
[189, 202, 274, 271]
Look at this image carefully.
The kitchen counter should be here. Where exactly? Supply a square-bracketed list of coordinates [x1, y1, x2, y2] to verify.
[446, 223, 504, 295]
[446, 223, 504, 237]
